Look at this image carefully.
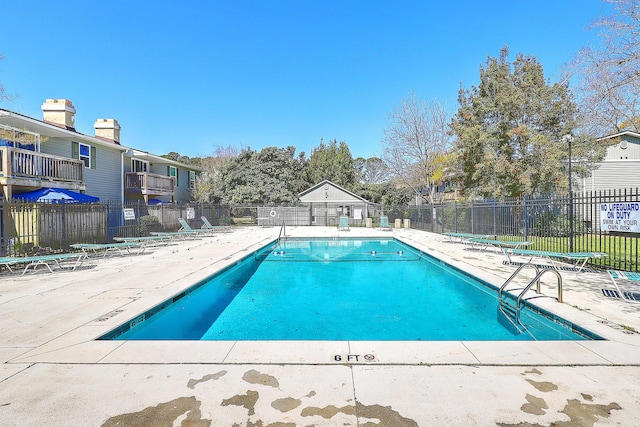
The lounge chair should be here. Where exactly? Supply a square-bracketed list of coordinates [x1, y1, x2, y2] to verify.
[150, 231, 199, 240]
[467, 238, 533, 252]
[0, 257, 20, 273]
[113, 235, 173, 246]
[603, 270, 640, 302]
[338, 216, 350, 231]
[501, 248, 607, 272]
[443, 232, 493, 242]
[378, 216, 392, 231]
[0, 252, 87, 274]
[178, 218, 214, 235]
[201, 216, 231, 232]
[70, 242, 146, 257]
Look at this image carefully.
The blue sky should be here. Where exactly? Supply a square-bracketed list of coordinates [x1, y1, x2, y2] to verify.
[1, 1, 612, 160]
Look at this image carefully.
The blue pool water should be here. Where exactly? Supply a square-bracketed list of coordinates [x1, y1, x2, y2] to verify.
[100, 238, 600, 341]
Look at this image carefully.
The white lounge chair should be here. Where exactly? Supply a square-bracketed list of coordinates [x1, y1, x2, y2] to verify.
[178, 218, 214, 235]
[468, 238, 533, 252]
[113, 235, 173, 246]
[604, 270, 640, 302]
[0, 253, 87, 274]
[70, 242, 146, 257]
[201, 216, 231, 232]
[501, 249, 607, 272]
[443, 232, 493, 242]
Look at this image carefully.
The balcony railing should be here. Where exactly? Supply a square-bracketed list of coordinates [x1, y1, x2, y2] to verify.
[0, 147, 84, 182]
[125, 172, 175, 195]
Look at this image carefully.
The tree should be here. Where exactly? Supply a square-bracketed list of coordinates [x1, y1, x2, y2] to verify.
[161, 151, 193, 165]
[566, 0, 640, 134]
[305, 139, 356, 188]
[216, 146, 309, 205]
[0, 54, 11, 103]
[191, 145, 238, 203]
[354, 157, 389, 184]
[451, 47, 605, 199]
[380, 93, 452, 204]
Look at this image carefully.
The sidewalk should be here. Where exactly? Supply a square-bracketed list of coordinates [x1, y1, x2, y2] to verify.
[1, 226, 639, 426]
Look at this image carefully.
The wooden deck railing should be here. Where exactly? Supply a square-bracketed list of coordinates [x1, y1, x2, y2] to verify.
[0, 147, 84, 182]
[124, 172, 175, 194]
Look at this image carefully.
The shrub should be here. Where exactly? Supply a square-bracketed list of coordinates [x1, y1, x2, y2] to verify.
[530, 212, 587, 237]
[138, 215, 161, 236]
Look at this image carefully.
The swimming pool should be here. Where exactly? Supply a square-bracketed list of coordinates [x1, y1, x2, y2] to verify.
[99, 238, 601, 341]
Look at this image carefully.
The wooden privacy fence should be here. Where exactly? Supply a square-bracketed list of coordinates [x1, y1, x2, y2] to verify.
[3, 202, 107, 255]
[0, 201, 230, 256]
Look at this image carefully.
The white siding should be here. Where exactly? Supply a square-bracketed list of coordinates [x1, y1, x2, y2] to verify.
[604, 136, 640, 161]
[84, 148, 123, 201]
[174, 166, 194, 202]
[300, 184, 362, 203]
[39, 137, 71, 158]
[40, 137, 123, 201]
[148, 163, 195, 203]
[580, 161, 640, 192]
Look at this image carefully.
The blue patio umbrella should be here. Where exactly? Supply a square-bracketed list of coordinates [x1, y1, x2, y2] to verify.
[15, 188, 99, 203]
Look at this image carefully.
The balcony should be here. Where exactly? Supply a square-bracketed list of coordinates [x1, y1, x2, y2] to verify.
[125, 172, 175, 196]
[0, 146, 85, 187]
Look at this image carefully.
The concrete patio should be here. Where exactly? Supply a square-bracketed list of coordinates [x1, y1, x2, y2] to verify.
[1, 226, 639, 426]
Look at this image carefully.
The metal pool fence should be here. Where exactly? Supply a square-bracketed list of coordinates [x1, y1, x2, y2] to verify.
[401, 189, 639, 272]
[1, 189, 638, 271]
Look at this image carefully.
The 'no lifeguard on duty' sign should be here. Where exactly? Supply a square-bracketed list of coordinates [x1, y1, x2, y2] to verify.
[600, 202, 640, 233]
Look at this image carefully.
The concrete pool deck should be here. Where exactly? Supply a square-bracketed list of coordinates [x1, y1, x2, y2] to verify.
[1, 226, 639, 426]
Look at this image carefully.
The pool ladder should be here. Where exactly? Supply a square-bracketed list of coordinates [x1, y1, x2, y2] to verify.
[498, 263, 563, 333]
[278, 221, 286, 242]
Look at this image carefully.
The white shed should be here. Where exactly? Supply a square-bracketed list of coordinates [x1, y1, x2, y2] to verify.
[298, 180, 377, 226]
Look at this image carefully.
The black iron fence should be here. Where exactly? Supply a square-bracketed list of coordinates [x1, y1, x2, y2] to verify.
[399, 188, 639, 272]
[2, 189, 638, 271]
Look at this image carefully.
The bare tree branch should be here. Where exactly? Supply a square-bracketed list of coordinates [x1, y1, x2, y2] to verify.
[380, 93, 452, 203]
[566, 0, 640, 134]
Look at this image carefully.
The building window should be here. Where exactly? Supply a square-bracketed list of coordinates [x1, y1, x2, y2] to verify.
[72, 141, 96, 169]
[189, 170, 196, 190]
[131, 159, 148, 173]
[168, 166, 178, 186]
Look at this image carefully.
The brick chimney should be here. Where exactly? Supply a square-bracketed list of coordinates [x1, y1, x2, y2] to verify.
[94, 118, 121, 144]
[41, 99, 76, 130]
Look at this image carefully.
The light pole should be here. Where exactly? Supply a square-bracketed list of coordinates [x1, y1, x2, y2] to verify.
[562, 134, 574, 252]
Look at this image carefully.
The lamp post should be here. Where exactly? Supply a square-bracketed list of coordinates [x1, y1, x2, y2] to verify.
[562, 134, 574, 252]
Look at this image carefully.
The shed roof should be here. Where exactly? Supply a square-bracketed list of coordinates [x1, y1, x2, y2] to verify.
[298, 179, 373, 204]
[597, 130, 640, 142]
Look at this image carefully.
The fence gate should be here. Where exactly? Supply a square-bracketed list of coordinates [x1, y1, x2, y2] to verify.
[257, 206, 311, 226]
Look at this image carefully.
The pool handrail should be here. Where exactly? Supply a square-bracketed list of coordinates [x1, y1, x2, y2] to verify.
[499, 262, 564, 319]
